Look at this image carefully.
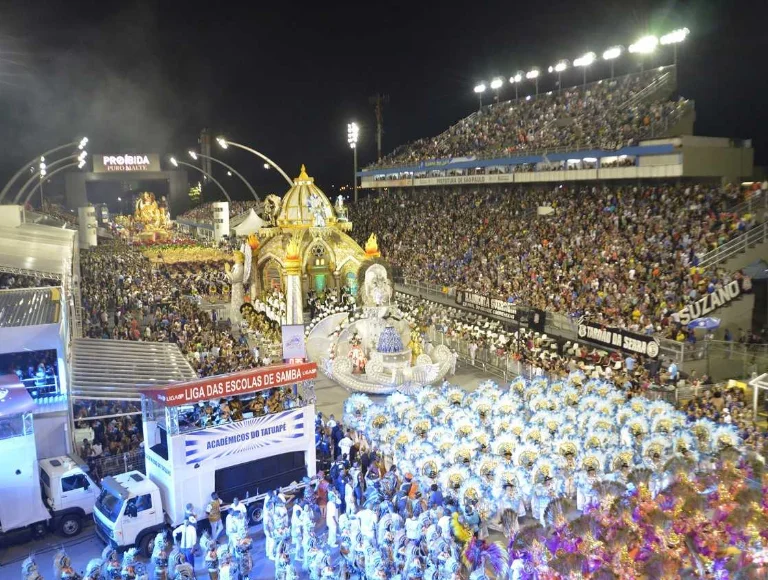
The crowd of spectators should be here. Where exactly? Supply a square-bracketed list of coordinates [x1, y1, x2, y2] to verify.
[80, 242, 268, 377]
[73, 400, 144, 478]
[0, 273, 60, 289]
[684, 386, 767, 451]
[37, 201, 79, 226]
[370, 70, 688, 168]
[350, 182, 758, 335]
[177, 201, 261, 225]
[1, 349, 59, 394]
[177, 387, 304, 432]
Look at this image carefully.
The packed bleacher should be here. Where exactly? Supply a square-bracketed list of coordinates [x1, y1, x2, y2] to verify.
[37, 200, 79, 226]
[350, 183, 757, 336]
[177, 200, 261, 225]
[80, 242, 269, 377]
[0, 349, 60, 396]
[369, 69, 688, 169]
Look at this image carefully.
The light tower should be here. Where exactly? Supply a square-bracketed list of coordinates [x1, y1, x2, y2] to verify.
[347, 122, 359, 203]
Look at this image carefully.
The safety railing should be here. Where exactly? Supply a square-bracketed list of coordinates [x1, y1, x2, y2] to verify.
[84, 448, 146, 481]
[725, 193, 767, 219]
[21, 375, 60, 397]
[697, 222, 768, 270]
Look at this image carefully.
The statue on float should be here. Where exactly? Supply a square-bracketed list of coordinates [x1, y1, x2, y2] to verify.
[407, 327, 424, 364]
[225, 250, 246, 323]
[262, 194, 282, 227]
[307, 192, 328, 227]
[361, 264, 392, 308]
[348, 332, 367, 374]
[335, 195, 348, 221]
[134, 191, 165, 230]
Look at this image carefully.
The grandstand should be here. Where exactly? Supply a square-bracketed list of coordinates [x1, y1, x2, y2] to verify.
[349, 68, 765, 357]
[359, 68, 751, 188]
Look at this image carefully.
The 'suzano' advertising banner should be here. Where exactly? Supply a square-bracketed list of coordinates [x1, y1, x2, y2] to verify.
[577, 319, 660, 358]
[184, 408, 306, 465]
[678, 280, 741, 325]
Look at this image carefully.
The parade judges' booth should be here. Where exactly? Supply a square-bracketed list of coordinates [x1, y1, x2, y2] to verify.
[139, 362, 318, 525]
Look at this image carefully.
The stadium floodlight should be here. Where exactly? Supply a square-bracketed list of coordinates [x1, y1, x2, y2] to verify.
[660, 27, 689, 45]
[526, 69, 540, 95]
[347, 122, 360, 203]
[78, 160, 86, 169]
[169, 157, 178, 167]
[188, 150, 198, 160]
[549, 61, 568, 91]
[629, 35, 658, 54]
[215, 136, 228, 149]
[78, 150, 87, 162]
[660, 28, 689, 65]
[473, 83, 486, 109]
[490, 77, 504, 103]
[263, 163, 270, 169]
[603, 46, 623, 78]
[78, 137, 89, 150]
[573, 52, 596, 86]
[508, 73, 523, 100]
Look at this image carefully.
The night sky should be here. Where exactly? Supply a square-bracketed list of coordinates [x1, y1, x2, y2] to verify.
[0, 0, 765, 202]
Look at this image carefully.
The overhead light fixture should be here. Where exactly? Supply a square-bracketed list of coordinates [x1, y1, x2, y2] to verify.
[629, 35, 658, 54]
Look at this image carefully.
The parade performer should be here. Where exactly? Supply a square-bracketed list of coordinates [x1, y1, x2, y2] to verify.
[83, 560, 104, 580]
[263, 491, 276, 561]
[326, 487, 340, 547]
[216, 546, 234, 580]
[203, 537, 219, 580]
[102, 548, 122, 580]
[169, 551, 194, 580]
[22, 556, 44, 580]
[150, 531, 171, 580]
[53, 551, 80, 580]
[290, 501, 304, 557]
[272, 495, 291, 559]
[120, 549, 147, 580]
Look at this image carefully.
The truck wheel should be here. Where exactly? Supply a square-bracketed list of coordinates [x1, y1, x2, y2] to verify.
[247, 505, 263, 526]
[138, 534, 154, 558]
[32, 522, 47, 539]
[59, 515, 82, 537]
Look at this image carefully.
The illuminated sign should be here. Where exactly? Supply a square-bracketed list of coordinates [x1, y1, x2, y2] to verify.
[92, 154, 161, 173]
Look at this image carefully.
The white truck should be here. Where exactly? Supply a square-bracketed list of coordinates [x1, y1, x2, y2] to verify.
[0, 381, 100, 545]
[93, 362, 318, 556]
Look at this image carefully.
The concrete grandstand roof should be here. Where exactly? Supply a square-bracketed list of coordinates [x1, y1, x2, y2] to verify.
[0, 223, 76, 280]
[0, 287, 62, 328]
[70, 338, 197, 399]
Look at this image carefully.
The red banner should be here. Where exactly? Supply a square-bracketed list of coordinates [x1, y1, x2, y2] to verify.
[142, 362, 317, 406]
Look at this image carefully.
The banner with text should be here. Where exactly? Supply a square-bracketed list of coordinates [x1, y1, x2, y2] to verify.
[456, 290, 519, 323]
[92, 154, 161, 173]
[678, 280, 741, 325]
[143, 362, 317, 406]
[577, 319, 660, 358]
[184, 408, 306, 464]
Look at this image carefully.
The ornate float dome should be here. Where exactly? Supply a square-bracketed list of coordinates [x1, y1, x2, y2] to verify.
[277, 164, 337, 227]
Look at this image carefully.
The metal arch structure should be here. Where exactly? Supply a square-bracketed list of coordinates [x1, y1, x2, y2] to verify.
[191, 152, 260, 202]
[174, 160, 232, 203]
[19, 160, 80, 206]
[218, 139, 293, 186]
[0, 140, 82, 202]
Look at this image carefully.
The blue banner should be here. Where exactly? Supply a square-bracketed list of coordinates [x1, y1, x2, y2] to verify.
[184, 409, 305, 464]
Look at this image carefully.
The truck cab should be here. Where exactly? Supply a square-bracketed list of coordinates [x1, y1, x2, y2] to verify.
[93, 471, 165, 557]
[39, 456, 99, 536]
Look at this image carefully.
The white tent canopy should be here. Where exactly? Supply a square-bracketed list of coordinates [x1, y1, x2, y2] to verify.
[231, 209, 265, 236]
[71, 338, 197, 400]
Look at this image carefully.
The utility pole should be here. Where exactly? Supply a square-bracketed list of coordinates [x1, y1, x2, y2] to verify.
[368, 93, 389, 162]
[199, 128, 212, 182]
